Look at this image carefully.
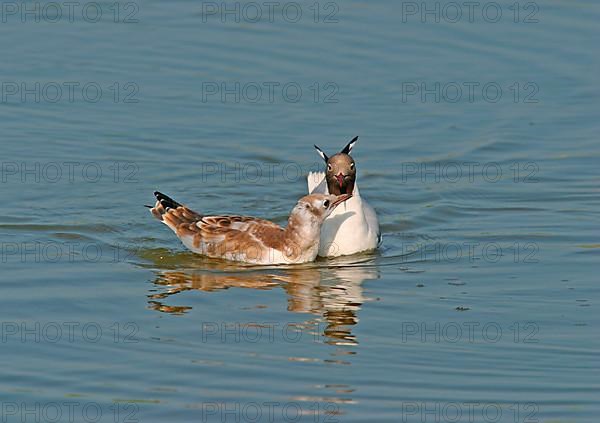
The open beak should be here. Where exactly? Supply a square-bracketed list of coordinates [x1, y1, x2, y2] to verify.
[335, 172, 345, 188]
[330, 193, 352, 210]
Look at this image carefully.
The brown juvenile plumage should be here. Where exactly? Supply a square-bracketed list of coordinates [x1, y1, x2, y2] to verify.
[149, 191, 351, 264]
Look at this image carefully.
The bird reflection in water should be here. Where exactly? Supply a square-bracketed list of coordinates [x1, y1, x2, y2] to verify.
[146, 252, 379, 346]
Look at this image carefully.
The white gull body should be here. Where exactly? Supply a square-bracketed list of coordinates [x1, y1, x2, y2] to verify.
[307, 171, 380, 257]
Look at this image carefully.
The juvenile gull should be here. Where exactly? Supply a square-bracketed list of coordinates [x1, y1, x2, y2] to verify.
[307, 136, 381, 257]
[149, 191, 351, 265]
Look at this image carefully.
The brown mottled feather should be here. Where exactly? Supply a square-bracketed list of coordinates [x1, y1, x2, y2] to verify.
[150, 198, 292, 261]
[149, 191, 351, 264]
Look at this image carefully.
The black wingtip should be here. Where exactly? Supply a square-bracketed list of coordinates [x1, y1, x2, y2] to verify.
[314, 144, 329, 162]
[144, 205, 153, 208]
[340, 136, 359, 155]
[153, 191, 182, 209]
[154, 191, 166, 201]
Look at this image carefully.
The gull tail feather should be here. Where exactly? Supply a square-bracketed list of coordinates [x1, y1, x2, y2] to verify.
[149, 191, 203, 234]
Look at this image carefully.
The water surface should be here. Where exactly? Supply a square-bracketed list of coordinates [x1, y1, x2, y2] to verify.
[1, 1, 599, 422]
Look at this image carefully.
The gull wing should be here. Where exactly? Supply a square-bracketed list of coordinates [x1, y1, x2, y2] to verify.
[307, 171, 327, 194]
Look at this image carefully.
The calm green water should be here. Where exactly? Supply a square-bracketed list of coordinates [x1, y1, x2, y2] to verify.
[1, 1, 599, 422]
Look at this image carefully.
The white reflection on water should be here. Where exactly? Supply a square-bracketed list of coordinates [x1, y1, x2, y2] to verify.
[145, 252, 379, 346]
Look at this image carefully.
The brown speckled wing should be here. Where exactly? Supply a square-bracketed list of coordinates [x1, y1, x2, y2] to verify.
[151, 196, 287, 261]
[191, 216, 287, 261]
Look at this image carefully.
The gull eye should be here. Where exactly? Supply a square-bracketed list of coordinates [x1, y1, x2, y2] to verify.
[323, 200, 330, 208]
[327, 164, 332, 171]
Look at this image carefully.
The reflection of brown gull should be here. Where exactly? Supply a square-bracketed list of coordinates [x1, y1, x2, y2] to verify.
[148, 271, 279, 314]
[147, 257, 379, 345]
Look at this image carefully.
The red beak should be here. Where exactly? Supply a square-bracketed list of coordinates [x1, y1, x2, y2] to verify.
[335, 173, 345, 188]
[330, 193, 352, 209]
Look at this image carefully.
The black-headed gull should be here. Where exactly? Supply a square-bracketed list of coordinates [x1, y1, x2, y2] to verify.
[307, 136, 380, 257]
[148, 191, 351, 264]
